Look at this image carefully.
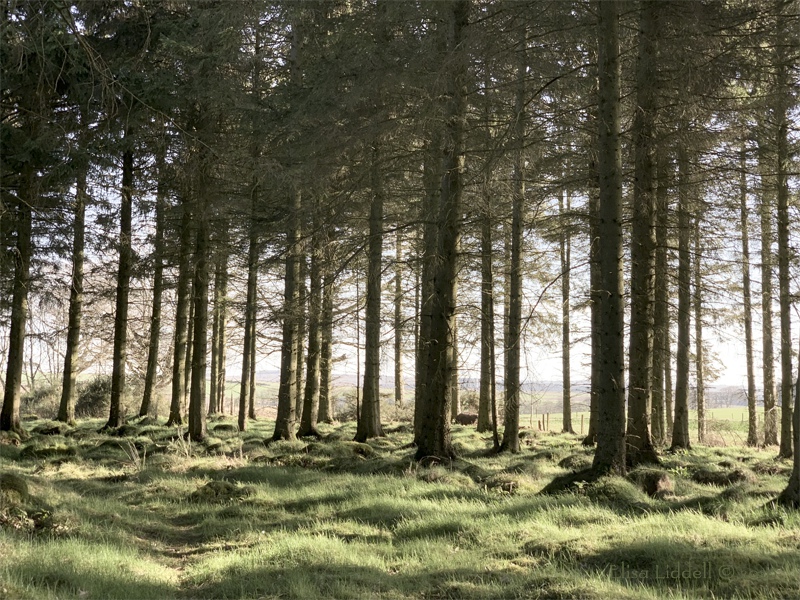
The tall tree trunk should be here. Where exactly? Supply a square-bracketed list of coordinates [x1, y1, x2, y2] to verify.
[58, 163, 87, 424]
[105, 145, 134, 430]
[776, 44, 793, 459]
[298, 216, 322, 438]
[209, 248, 228, 415]
[693, 215, 705, 444]
[777, 341, 800, 506]
[415, 0, 468, 461]
[272, 189, 301, 441]
[670, 145, 692, 451]
[501, 19, 526, 454]
[450, 315, 460, 421]
[560, 188, 574, 434]
[183, 279, 195, 411]
[238, 208, 259, 431]
[356, 149, 385, 442]
[651, 148, 670, 445]
[294, 248, 307, 419]
[167, 197, 193, 427]
[583, 167, 600, 446]
[478, 191, 499, 447]
[740, 145, 758, 447]
[318, 271, 334, 423]
[758, 138, 778, 446]
[414, 139, 441, 444]
[140, 152, 167, 418]
[592, 0, 626, 475]
[248, 307, 258, 420]
[394, 229, 404, 409]
[188, 205, 209, 442]
[0, 165, 33, 436]
[626, 0, 659, 467]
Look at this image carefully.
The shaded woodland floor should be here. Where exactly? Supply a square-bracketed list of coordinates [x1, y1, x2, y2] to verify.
[1, 417, 799, 599]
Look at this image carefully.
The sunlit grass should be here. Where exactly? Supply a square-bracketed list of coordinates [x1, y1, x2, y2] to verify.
[0, 416, 797, 599]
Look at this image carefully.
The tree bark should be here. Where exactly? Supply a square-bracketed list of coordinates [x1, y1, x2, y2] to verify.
[140, 150, 166, 418]
[394, 229, 404, 409]
[209, 249, 228, 415]
[1, 165, 33, 437]
[273, 189, 301, 441]
[591, 0, 626, 475]
[355, 148, 385, 442]
[58, 163, 87, 424]
[583, 166, 600, 447]
[238, 207, 259, 432]
[739, 145, 758, 447]
[651, 147, 670, 445]
[318, 271, 334, 423]
[560, 188, 574, 434]
[757, 137, 778, 446]
[693, 215, 705, 444]
[298, 215, 322, 438]
[415, 0, 468, 462]
[501, 18, 526, 454]
[294, 248, 307, 420]
[670, 145, 692, 451]
[188, 203, 209, 442]
[626, 0, 659, 467]
[105, 145, 134, 430]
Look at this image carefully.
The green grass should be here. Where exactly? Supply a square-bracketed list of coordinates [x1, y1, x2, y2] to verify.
[1, 416, 798, 599]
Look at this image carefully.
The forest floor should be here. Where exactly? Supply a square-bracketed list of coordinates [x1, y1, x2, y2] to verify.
[1, 416, 798, 599]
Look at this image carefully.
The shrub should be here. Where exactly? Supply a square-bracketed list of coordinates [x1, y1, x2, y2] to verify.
[75, 376, 113, 418]
[21, 385, 60, 419]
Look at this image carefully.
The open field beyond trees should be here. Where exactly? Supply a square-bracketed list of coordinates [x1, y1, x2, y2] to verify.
[1, 417, 798, 600]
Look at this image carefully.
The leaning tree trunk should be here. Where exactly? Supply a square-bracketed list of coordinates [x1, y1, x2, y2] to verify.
[1, 166, 33, 437]
[501, 18, 526, 454]
[59, 163, 88, 424]
[105, 146, 134, 431]
[355, 149, 385, 442]
[272, 189, 301, 441]
[626, 0, 659, 467]
[415, 0, 468, 462]
[560, 188, 574, 434]
[591, 0, 626, 475]
[140, 152, 167, 418]
[318, 271, 334, 423]
[693, 215, 705, 444]
[739, 145, 758, 447]
[670, 144, 692, 451]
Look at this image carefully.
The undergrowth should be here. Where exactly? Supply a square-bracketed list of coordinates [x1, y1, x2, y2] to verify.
[0, 417, 797, 599]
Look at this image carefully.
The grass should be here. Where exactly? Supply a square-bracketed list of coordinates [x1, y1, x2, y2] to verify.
[1, 416, 798, 599]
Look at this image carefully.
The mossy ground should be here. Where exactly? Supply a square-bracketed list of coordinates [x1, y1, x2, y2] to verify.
[1, 416, 797, 599]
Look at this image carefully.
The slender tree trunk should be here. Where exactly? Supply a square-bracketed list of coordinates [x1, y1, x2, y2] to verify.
[776, 50, 793, 459]
[188, 204, 209, 442]
[740, 145, 758, 446]
[239, 208, 258, 432]
[478, 192, 494, 434]
[318, 271, 334, 423]
[105, 146, 134, 430]
[651, 148, 670, 446]
[58, 164, 87, 424]
[209, 249, 228, 415]
[298, 217, 322, 438]
[1, 166, 33, 437]
[140, 158, 166, 418]
[248, 308, 257, 419]
[560, 188, 574, 434]
[183, 280, 195, 412]
[294, 248, 307, 419]
[592, 0, 626, 475]
[776, 335, 800, 506]
[450, 315, 460, 421]
[167, 197, 193, 427]
[273, 189, 301, 441]
[758, 138, 778, 446]
[670, 145, 692, 451]
[415, 0, 468, 461]
[693, 215, 705, 444]
[394, 229, 404, 409]
[356, 149, 385, 442]
[583, 168, 600, 446]
[501, 19, 526, 454]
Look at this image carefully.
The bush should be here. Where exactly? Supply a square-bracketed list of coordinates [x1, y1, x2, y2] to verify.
[75, 376, 113, 418]
[21, 385, 60, 419]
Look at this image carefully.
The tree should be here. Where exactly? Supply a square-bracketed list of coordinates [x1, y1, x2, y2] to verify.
[591, 0, 626, 475]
